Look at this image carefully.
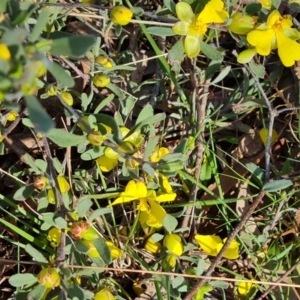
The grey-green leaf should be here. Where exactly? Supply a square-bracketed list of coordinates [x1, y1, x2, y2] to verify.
[50, 35, 96, 58]
[147, 27, 176, 36]
[25, 244, 48, 263]
[9, 273, 37, 287]
[263, 179, 293, 192]
[25, 96, 54, 134]
[163, 214, 178, 233]
[47, 129, 86, 147]
[47, 61, 75, 87]
[92, 237, 111, 264]
[199, 40, 223, 61]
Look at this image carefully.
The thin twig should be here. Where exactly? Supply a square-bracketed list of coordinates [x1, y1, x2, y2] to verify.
[183, 191, 266, 300]
[256, 259, 300, 300]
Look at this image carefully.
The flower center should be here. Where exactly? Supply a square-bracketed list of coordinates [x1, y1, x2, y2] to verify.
[272, 18, 284, 32]
[137, 198, 150, 212]
[189, 18, 207, 35]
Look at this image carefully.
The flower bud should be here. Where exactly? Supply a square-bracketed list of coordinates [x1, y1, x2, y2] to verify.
[228, 12, 256, 35]
[144, 236, 161, 254]
[57, 176, 70, 193]
[47, 189, 55, 204]
[163, 233, 184, 256]
[162, 254, 177, 270]
[60, 91, 73, 106]
[118, 141, 137, 155]
[47, 227, 61, 248]
[46, 85, 58, 96]
[71, 221, 98, 240]
[95, 56, 113, 68]
[87, 131, 105, 146]
[110, 6, 133, 26]
[34, 175, 48, 190]
[92, 74, 110, 87]
[37, 268, 60, 288]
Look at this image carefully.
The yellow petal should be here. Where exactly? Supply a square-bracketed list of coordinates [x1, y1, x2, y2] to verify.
[218, 238, 239, 259]
[124, 180, 147, 198]
[163, 233, 184, 256]
[106, 241, 123, 259]
[173, 21, 189, 35]
[238, 281, 254, 295]
[57, 176, 70, 193]
[0, 43, 11, 61]
[96, 155, 118, 172]
[276, 31, 300, 67]
[139, 200, 166, 228]
[199, 0, 229, 24]
[95, 288, 116, 300]
[158, 174, 173, 193]
[266, 10, 282, 27]
[137, 198, 150, 211]
[176, 2, 194, 22]
[184, 34, 201, 58]
[104, 147, 119, 159]
[259, 128, 278, 147]
[247, 29, 274, 56]
[155, 192, 176, 202]
[194, 235, 222, 256]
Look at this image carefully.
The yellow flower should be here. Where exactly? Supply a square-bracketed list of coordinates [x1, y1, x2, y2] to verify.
[7, 111, 18, 121]
[106, 241, 123, 259]
[149, 146, 169, 162]
[163, 233, 184, 256]
[96, 127, 143, 172]
[110, 180, 176, 228]
[194, 235, 239, 259]
[259, 0, 272, 9]
[162, 254, 177, 270]
[246, 10, 300, 66]
[95, 288, 115, 300]
[60, 91, 73, 106]
[92, 74, 110, 87]
[172, 0, 228, 58]
[238, 280, 255, 295]
[0, 43, 11, 61]
[259, 128, 278, 147]
[110, 6, 133, 26]
[87, 131, 106, 146]
[228, 12, 257, 35]
[144, 236, 162, 254]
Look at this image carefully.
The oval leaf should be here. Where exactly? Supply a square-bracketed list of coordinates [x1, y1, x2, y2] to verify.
[47, 129, 86, 147]
[9, 273, 37, 287]
[263, 179, 293, 192]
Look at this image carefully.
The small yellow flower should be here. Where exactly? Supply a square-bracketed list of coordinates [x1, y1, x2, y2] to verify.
[7, 111, 18, 121]
[37, 268, 60, 288]
[238, 280, 255, 295]
[87, 131, 106, 146]
[259, 128, 278, 147]
[0, 43, 11, 61]
[46, 84, 58, 96]
[246, 10, 300, 66]
[162, 254, 177, 270]
[149, 146, 169, 163]
[47, 189, 55, 204]
[173, 0, 228, 58]
[194, 235, 239, 259]
[92, 74, 110, 87]
[95, 288, 115, 300]
[95, 56, 113, 68]
[33, 175, 48, 190]
[144, 236, 162, 254]
[259, 0, 272, 9]
[110, 6, 133, 26]
[163, 233, 184, 256]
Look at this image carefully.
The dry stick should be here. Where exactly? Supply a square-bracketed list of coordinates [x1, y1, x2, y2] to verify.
[256, 259, 300, 300]
[183, 190, 266, 300]
[184, 62, 276, 299]
[181, 73, 211, 233]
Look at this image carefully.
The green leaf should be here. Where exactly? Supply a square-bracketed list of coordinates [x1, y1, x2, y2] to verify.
[77, 196, 93, 218]
[0, 0, 8, 13]
[136, 103, 154, 124]
[8, 273, 37, 287]
[25, 96, 54, 134]
[262, 179, 293, 192]
[142, 163, 156, 178]
[13, 185, 35, 201]
[47, 129, 86, 147]
[25, 244, 48, 263]
[211, 66, 231, 84]
[88, 208, 112, 222]
[47, 61, 75, 88]
[147, 27, 176, 36]
[30, 7, 51, 42]
[131, 6, 144, 16]
[168, 39, 184, 62]
[66, 285, 85, 300]
[50, 35, 96, 58]
[245, 2, 262, 14]
[27, 283, 47, 300]
[199, 40, 223, 61]
[164, 0, 176, 13]
[163, 214, 178, 232]
[92, 237, 111, 264]
[54, 217, 68, 229]
[94, 94, 115, 114]
[249, 60, 265, 79]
